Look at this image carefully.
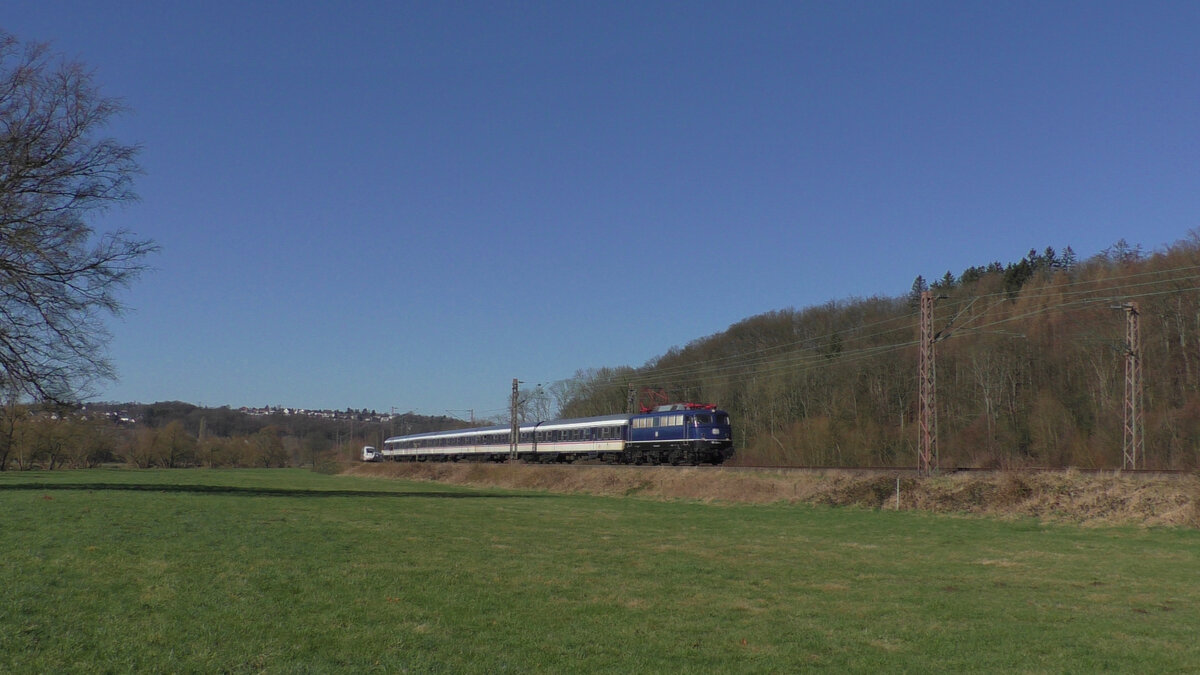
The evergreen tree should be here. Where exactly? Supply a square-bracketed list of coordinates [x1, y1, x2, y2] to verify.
[908, 275, 928, 309]
[1061, 246, 1077, 271]
[960, 266, 984, 285]
[1043, 246, 1058, 269]
[1003, 259, 1032, 296]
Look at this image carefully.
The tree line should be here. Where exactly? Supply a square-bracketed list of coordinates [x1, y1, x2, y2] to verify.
[557, 236, 1200, 470]
[0, 402, 470, 471]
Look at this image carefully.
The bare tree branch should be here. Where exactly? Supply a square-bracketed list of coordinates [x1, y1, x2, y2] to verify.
[0, 31, 157, 403]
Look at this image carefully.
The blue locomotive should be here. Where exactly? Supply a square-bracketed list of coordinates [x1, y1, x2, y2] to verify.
[379, 404, 734, 465]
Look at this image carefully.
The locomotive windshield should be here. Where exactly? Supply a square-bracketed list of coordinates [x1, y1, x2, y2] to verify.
[693, 414, 712, 425]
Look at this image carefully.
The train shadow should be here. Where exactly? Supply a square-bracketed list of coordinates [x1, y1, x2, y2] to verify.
[0, 482, 542, 500]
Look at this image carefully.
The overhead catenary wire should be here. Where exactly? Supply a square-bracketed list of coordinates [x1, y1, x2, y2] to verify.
[490, 258, 1200, 419]
[637, 264, 1200, 384]
[617, 306, 923, 384]
[578, 267, 1200, 400]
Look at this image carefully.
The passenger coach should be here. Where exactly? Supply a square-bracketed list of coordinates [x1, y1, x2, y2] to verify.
[379, 405, 734, 465]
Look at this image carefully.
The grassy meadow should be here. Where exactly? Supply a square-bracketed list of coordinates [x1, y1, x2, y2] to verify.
[1, 468, 1197, 672]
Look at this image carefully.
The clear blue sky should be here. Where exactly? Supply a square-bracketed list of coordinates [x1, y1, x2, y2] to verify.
[6, 2, 1199, 418]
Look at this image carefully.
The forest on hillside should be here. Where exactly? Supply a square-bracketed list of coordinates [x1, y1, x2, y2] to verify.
[554, 236, 1200, 470]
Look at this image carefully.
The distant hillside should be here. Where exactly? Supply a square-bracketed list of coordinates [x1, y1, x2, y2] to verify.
[84, 401, 471, 442]
[557, 236, 1200, 470]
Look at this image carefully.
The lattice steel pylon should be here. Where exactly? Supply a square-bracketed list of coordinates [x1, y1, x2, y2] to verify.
[918, 291, 938, 475]
[510, 378, 520, 460]
[1121, 302, 1143, 470]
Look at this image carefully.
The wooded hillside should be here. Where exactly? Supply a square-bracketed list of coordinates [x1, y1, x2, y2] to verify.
[558, 236, 1200, 470]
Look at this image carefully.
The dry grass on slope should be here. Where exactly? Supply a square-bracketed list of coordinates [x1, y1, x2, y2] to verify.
[343, 462, 1200, 529]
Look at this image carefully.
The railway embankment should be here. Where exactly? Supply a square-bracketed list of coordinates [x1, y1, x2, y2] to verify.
[344, 462, 1200, 529]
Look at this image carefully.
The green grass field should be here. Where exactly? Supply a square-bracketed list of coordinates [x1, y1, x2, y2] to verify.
[1, 468, 1197, 672]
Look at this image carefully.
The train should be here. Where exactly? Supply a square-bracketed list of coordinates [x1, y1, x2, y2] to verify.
[376, 404, 734, 465]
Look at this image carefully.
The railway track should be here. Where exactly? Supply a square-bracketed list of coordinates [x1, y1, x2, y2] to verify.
[506, 461, 1192, 477]
[736, 465, 1191, 475]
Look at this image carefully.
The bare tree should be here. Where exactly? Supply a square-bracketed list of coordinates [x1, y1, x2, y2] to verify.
[516, 384, 552, 423]
[0, 31, 156, 402]
[0, 386, 24, 470]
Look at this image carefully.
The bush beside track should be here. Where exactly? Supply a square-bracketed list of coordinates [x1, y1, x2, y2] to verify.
[344, 462, 1200, 528]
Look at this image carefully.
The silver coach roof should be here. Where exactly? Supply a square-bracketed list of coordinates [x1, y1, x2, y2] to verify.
[384, 413, 633, 444]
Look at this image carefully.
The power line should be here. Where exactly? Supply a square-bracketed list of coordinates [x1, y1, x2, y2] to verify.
[530, 261, 1200, 441]
[630, 267, 1200, 391]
